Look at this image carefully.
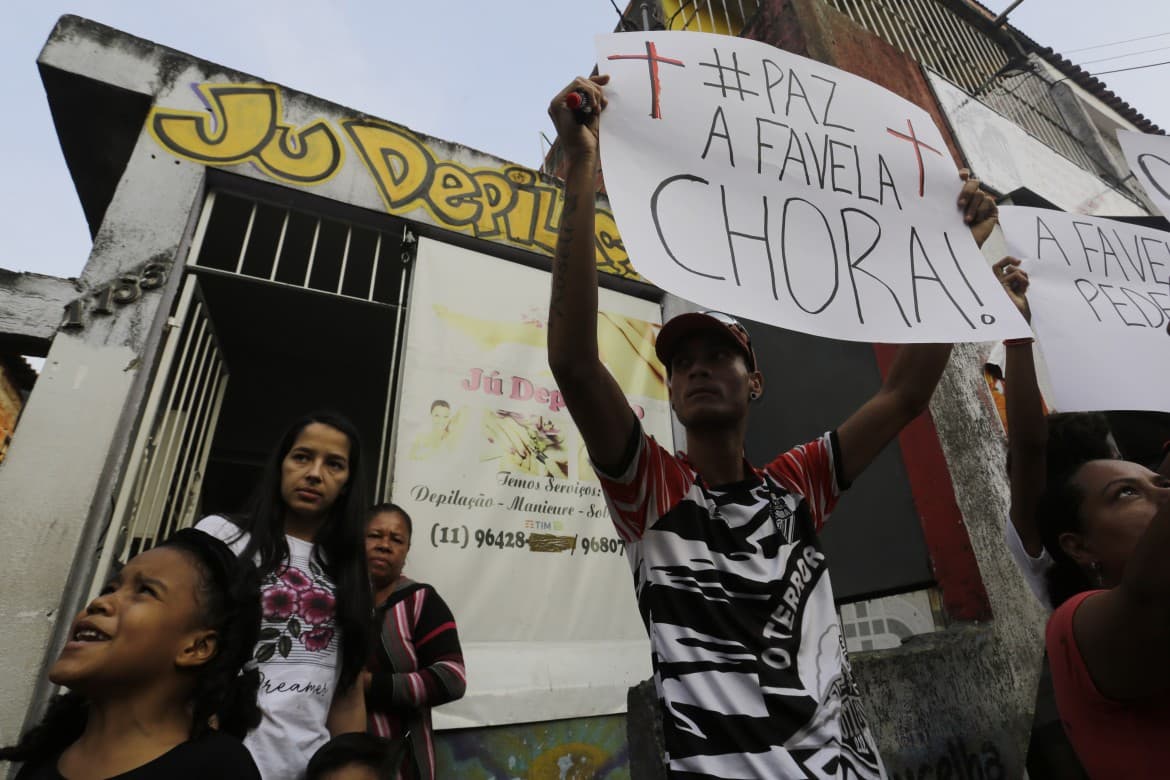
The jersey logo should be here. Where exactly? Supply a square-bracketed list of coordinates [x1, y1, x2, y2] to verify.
[769, 490, 795, 542]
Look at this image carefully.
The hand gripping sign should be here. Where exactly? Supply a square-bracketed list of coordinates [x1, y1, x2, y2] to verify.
[998, 205, 1170, 413]
[595, 31, 1030, 343]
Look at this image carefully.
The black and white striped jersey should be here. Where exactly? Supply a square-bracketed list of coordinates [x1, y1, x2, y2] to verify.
[597, 429, 886, 779]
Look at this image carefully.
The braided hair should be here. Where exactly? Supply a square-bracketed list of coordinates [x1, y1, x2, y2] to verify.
[0, 529, 262, 765]
[174, 527, 264, 738]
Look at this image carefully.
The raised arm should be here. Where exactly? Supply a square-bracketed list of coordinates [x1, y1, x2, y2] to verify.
[996, 257, 1047, 556]
[546, 75, 639, 472]
[835, 171, 996, 484]
[835, 343, 952, 485]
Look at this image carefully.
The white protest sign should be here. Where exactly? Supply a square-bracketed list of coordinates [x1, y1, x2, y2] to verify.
[998, 205, 1170, 413]
[1118, 129, 1170, 219]
[595, 31, 1030, 343]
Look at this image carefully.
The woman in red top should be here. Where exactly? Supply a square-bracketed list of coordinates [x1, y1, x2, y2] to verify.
[1038, 448, 1170, 778]
[996, 258, 1170, 778]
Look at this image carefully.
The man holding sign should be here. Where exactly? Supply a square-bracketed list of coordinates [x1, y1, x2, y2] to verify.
[547, 73, 998, 779]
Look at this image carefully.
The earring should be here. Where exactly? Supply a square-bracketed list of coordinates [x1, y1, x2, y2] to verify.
[1089, 560, 1105, 588]
[750, 392, 759, 400]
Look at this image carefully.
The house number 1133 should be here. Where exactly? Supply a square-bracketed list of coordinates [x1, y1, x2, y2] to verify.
[61, 263, 168, 330]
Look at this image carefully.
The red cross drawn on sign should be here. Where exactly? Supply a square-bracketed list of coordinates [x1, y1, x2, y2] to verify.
[607, 41, 685, 120]
[886, 119, 943, 198]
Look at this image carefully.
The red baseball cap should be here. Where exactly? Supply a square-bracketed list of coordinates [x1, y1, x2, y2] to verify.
[655, 311, 758, 374]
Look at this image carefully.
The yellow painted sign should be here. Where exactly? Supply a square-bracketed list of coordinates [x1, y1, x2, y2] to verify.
[147, 84, 636, 280]
[149, 84, 344, 185]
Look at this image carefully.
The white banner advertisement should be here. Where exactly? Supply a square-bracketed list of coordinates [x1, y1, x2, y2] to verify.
[391, 238, 665, 725]
[595, 31, 1030, 343]
[998, 205, 1170, 413]
[1118, 129, 1170, 219]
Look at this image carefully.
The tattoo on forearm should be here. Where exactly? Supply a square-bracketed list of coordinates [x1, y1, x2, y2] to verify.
[550, 194, 580, 322]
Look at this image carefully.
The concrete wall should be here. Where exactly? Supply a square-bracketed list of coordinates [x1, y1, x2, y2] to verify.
[927, 73, 1146, 217]
[0, 271, 81, 356]
[0, 21, 213, 744]
[853, 341, 1047, 776]
[0, 162, 205, 746]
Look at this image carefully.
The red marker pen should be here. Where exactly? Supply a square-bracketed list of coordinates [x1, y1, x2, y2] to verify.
[566, 90, 594, 124]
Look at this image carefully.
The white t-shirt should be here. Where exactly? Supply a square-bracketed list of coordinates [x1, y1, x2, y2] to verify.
[196, 515, 341, 780]
[1004, 516, 1053, 611]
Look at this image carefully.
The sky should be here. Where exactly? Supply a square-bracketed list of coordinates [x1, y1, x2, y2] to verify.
[2, 0, 1168, 287]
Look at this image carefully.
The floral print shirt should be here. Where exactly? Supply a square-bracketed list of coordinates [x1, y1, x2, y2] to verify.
[196, 515, 340, 780]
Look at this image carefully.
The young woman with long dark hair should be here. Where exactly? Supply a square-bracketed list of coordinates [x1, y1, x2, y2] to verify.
[196, 411, 372, 779]
[1, 529, 263, 778]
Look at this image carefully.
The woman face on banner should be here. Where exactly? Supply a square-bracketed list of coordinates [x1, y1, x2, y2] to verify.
[366, 510, 411, 588]
[430, 401, 452, 435]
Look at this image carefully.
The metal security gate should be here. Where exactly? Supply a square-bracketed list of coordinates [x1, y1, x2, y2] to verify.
[86, 276, 228, 599]
[186, 189, 414, 503]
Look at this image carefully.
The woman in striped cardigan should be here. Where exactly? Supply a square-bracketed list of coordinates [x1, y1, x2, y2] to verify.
[363, 503, 466, 779]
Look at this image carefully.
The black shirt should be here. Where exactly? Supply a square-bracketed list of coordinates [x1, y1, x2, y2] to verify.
[14, 732, 261, 780]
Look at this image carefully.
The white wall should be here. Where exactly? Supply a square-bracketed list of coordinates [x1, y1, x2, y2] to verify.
[927, 71, 1146, 217]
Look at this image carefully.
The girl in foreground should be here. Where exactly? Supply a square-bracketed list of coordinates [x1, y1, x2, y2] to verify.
[197, 411, 371, 779]
[0, 529, 262, 779]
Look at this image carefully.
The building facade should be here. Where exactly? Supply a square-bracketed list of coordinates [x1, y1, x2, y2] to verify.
[0, 3, 1163, 777]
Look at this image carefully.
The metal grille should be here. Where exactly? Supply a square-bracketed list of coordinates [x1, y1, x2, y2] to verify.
[982, 65, 1101, 172]
[662, 0, 761, 35]
[375, 233, 414, 502]
[192, 191, 407, 306]
[188, 188, 414, 504]
[822, 0, 1101, 173]
[87, 277, 228, 599]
